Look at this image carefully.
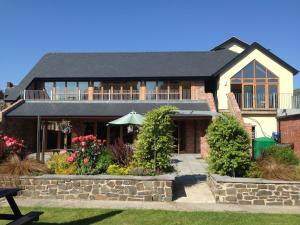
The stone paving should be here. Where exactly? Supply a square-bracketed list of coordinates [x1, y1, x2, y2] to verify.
[3, 198, 300, 214]
[172, 154, 215, 203]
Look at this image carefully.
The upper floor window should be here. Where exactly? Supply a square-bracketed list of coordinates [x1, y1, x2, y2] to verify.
[231, 60, 279, 109]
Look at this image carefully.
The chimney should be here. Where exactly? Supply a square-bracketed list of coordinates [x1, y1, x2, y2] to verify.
[6, 82, 14, 88]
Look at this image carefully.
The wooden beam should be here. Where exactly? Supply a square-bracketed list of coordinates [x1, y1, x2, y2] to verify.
[41, 121, 47, 163]
[36, 115, 41, 161]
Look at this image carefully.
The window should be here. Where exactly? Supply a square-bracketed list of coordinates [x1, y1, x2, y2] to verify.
[44, 82, 54, 97]
[230, 60, 279, 109]
[146, 81, 156, 100]
[78, 82, 88, 100]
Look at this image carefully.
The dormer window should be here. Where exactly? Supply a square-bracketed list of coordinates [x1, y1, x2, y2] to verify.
[230, 60, 279, 109]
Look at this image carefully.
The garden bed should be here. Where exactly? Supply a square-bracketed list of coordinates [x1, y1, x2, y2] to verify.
[0, 174, 174, 202]
[208, 174, 300, 206]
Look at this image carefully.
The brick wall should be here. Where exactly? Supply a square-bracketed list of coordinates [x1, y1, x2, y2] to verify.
[182, 119, 211, 157]
[278, 116, 300, 156]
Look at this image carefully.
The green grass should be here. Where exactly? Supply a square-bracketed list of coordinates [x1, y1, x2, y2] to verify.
[0, 207, 300, 225]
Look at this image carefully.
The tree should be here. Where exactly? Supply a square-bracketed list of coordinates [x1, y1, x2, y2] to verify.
[134, 105, 177, 173]
[207, 113, 251, 177]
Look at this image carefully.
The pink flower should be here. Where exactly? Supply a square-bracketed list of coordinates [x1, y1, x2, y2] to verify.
[72, 137, 79, 143]
[81, 147, 86, 152]
[67, 156, 75, 163]
[80, 141, 86, 146]
[83, 158, 89, 165]
[3, 136, 8, 141]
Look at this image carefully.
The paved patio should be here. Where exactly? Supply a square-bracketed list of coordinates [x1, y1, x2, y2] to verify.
[172, 154, 215, 203]
[3, 199, 300, 214]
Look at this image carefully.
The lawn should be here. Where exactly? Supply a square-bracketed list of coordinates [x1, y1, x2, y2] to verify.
[0, 207, 300, 225]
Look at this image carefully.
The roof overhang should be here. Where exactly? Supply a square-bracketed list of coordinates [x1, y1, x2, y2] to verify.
[4, 101, 213, 118]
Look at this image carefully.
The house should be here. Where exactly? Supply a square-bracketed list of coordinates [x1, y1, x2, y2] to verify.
[0, 37, 298, 158]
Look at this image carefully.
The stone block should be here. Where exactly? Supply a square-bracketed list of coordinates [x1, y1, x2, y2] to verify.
[78, 193, 89, 200]
[238, 200, 252, 205]
[226, 188, 236, 195]
[257, 190, 272, 196]
[253, 199, 265, 205]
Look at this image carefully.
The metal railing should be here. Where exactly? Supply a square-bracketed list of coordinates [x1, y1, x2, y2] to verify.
[23, 89, 192, 101]
[233, 92, 300, 110]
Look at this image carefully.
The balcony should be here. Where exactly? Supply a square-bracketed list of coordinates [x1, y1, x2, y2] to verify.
[233, 93, 300, 110]
[23, 89, 192, 101]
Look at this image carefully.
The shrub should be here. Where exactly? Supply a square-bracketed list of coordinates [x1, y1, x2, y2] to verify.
[93, 149, 113, 174]
[0, 134, 29, 160]
[107, 164, 129, 175]
[71, 135, 109, 175]
[264, 145, 299, 165]
[246, 162, 262, 178]
[0, 154, 49, 176]
[111, 138, 133, 166]
[255, 156, 298, 181]
[133, 105, 177, 173]
[207, 113, 251, 177]
[47, 153, 78, 175]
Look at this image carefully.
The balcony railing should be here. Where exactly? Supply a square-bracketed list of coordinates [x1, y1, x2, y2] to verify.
[23, 90, 192, 101]
[233, 92, 300, 110]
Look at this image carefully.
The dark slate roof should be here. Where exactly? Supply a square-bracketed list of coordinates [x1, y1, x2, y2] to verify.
[5, 50, 238, 101]
[5, 101, 211, 117]
[211, 37, 249, 51]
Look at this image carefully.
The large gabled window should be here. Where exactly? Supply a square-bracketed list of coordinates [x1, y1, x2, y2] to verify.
[230, 60, 279, 109]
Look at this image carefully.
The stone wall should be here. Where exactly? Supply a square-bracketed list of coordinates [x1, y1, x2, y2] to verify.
[0, 174, 174, 202]
[208, 174, 300, 206]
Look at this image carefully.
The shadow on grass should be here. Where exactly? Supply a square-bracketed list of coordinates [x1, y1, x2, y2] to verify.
[33, 210, 123, 225]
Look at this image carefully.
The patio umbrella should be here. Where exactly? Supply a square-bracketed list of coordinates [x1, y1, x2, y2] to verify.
[108, 111, 144, 126]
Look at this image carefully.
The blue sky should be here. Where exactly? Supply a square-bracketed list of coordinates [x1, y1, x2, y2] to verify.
[0, 0, 299, 90]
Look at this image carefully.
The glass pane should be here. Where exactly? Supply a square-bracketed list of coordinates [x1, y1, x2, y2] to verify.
[267, 70, 277, 78]
[256, 85, 266, 108]
[269, 85, 278, 108]
[232, 70, 242, 78]
[243, 79, 254, 83]
[112, 82, 121, 100]
[56, 82, 65, 91]
[255, 62, 266, 78]
[243, 62, 254, 78]
[157, 81, 168, 91]
[132, 81, 140, 91]
[182, 82, 191, 99]
[122, 82, 130, 91]
[244, 85, 253, 108]
[169, 82, 180, 100]
[44, 82, 54, 97]
[146, 81, 156, 100]
[231, 79, 242, 84]
[94, 81, 102, 91]
[78, 82, 88, 100]
[67, 82, 77, 92]
[268, 79, 278, 83]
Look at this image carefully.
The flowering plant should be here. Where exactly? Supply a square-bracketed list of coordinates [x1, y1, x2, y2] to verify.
[0, 134, 28, 160]
[70, 135, 110, 174]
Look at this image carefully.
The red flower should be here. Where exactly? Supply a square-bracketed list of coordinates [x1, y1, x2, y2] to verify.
[83, 157, 89, 165]
[67, 156, 75, 163]
[72, 137, 79, 143]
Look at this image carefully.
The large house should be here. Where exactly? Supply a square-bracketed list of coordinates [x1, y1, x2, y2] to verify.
[0, 37, 298, 158]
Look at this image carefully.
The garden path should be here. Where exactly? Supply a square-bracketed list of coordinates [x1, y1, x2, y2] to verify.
[172, 154, 215, 203]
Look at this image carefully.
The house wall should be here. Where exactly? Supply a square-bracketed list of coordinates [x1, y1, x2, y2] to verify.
[278, 116, 300, 156]
[217, 48, 294, 110]
[226, 43, 246, 53]
[243, 115, 277, 138]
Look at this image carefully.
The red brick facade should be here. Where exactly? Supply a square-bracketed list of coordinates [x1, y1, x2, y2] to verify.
[278, 116, 300, 157]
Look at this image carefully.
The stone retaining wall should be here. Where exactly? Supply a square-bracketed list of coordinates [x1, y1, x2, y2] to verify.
[208, 174, 300, 206]
[0, 174, 174, 202]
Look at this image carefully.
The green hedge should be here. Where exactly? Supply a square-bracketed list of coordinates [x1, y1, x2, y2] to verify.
[207, 113, 251, 177]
